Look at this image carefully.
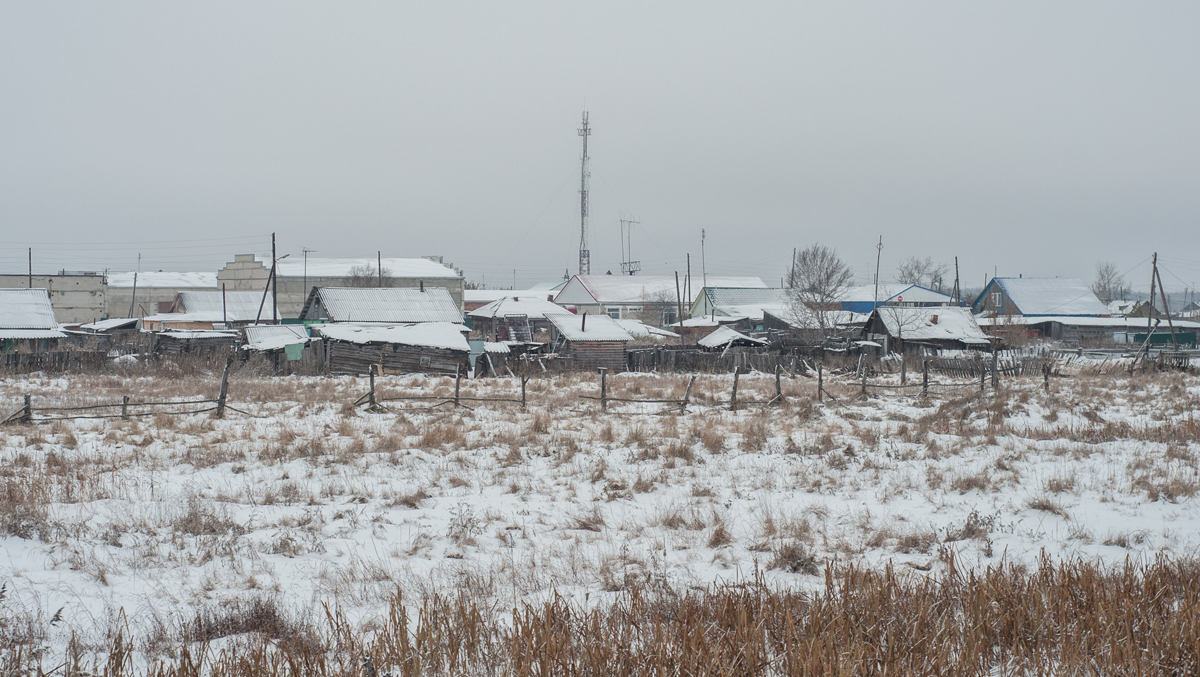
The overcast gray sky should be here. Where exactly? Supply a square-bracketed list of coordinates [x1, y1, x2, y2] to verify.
[2, 2, 1197, 291]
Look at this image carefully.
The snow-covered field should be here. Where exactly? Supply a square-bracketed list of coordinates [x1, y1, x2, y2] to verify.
[2, 364, 1199, 670]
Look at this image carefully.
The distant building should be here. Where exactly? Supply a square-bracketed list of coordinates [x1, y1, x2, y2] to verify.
[217, 254, 464, 318]
[0, 273, 106, 324]
[546, 312, 634, 371]
[312, 322, 471, 376]
[467, 296, 565, 339]
[689, 287, 790, 331]
[864, 307, 991, 353]
[554, 275, 766, 326]
[140, 291, 278, 331]
[839, 284, 958, 314]
[298, 287, 463, 325]
[106, 272, 217, 319]
[972, 278, 1108, 317]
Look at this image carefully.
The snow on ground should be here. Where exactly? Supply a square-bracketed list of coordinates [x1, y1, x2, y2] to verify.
[1, 365, 1199, 665]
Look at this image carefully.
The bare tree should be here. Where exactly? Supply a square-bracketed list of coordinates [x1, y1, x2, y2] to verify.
[1090, 261, 1129, 304]
[347, 265, 394, 288]
[786, 244, 855, 340]
[896, 256, 948, 292]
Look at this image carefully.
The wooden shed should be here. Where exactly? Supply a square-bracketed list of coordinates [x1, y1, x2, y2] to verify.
[0, 289, 67, 353]
[312, 322, 470, 376]
[546, 313, 634, 372]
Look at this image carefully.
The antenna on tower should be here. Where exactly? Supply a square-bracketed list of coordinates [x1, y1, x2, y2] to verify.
[620, 216, 641, 275]
[577, 111, 592, 276]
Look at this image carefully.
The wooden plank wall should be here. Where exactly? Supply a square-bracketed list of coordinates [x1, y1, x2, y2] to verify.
[566, 341, 627, 372]
[327, 341, 469, 376]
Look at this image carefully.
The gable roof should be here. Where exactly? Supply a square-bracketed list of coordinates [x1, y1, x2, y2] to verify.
[872, 306, 990, 343]
[276, 257, 462, 279]
[979, 278, 1108, 316]
[546, 312, 634, 342]
[694, 287, 791, 320]
[841, 284, 956, 305]
[0, 289, 59, 330]
[300, 287, 462, 323]
[175, 291, 277, 322]
[554, 275, 766, 306]
[243, 325, 312, 351]
[697, 325, 768, 348]
[467, 296, 566, 320]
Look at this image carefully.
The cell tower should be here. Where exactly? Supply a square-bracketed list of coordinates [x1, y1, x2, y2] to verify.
[577, 111, 591, 276]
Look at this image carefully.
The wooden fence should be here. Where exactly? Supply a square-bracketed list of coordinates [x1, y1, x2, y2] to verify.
[626, 348, 810, 374]
[1, 351, 108, 374]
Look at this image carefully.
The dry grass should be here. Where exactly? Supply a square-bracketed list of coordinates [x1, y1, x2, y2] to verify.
[122, 555, 1200, 677]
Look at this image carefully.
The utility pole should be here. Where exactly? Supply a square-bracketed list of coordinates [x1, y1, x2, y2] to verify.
[701, 229, 707, 289]
[873, 236, 883, 308]
[953, 257, 961, 307]
[272, 233, 279, 322]
[577, 111, 592, 276]
[378, 251, 382, 288]
[27, 248, 31, 288]
[302, 247, 316, 302]
[790, 247, 797, 288]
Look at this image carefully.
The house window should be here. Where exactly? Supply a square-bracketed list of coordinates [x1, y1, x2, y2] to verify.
[991, 292, 1003, 311]
[663, 308, 678, 326]
[606, 307, 621, 319]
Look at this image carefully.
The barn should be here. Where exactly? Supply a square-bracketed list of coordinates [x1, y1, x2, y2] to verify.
[0, 289, 66, 353]
[546, 313, 635, 371]
[312, 322, 470, 376]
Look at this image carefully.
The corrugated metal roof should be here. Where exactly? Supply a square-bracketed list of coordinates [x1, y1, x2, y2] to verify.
[546, 313, 634, 342]
[313, 322, 470, 351]
[0, 289, 59, 330]
[697, 326, 767, 348]
[701, 287, 791, 320]
[0, 329, 67, 339]
[176, 291, 277, 322]
[244, 325, 311, 350]
[308, 287, 462, 323]
[990, 278, 1109, 316]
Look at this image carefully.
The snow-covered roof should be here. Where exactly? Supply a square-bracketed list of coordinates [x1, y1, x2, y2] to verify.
[243, 324, 312, 351]
[986, 278, 1108, 316]
[276, 257, 461, 279]
[175, 291, 277, 322]
[546, 313, 635, 342]
[483, 341, 512, 354]
[554, 275, 766, 305]
[0, 289, 59, 330]
[615, 319, 680, 339]
[697, 325, 768, 348]
[977, 315, 1200, 330]
[78, 317, 140, 332]
[764, 309, 871, 329]
[465, 288, 557, 304]
[841, 284, 955, 304]
[107, 272, 217, 288]
[0, 329, 67, 340]
[467, 296, 566, 320]
[312, 322, 470, 352]
[302, 287, 462, 324]
[696, 287, 791, 321]
[671, 316, 748, 328]
[874, 307, 990, 343]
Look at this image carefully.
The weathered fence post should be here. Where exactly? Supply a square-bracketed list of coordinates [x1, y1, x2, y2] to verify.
[454, 366, 462, 408]
[121, 395, 130, 420]
[368, 366, 377, 411]
[922, 358, 929, 398]
[1043, 363, 1051, 393]
[215, 355, 233, 419]
[860, 366, 868, 399]
[680, 375, 696, 413]
[521, 375, 528, 408]
[979, 358, 986, 392]
[817, 363, 823, 403]
[900, 350, 907, 386]
[991, 349, 999, 389]
[599, 368, 608, 411]
[774, 364, 782, 403]
[22, 394, 32, 424]
[730, 368, 740, 412]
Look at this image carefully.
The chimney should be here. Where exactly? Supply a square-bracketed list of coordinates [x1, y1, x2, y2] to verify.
[931, 314, 939, 325]
[582, 312, 587, 332]
[420, 281, 424, 292]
